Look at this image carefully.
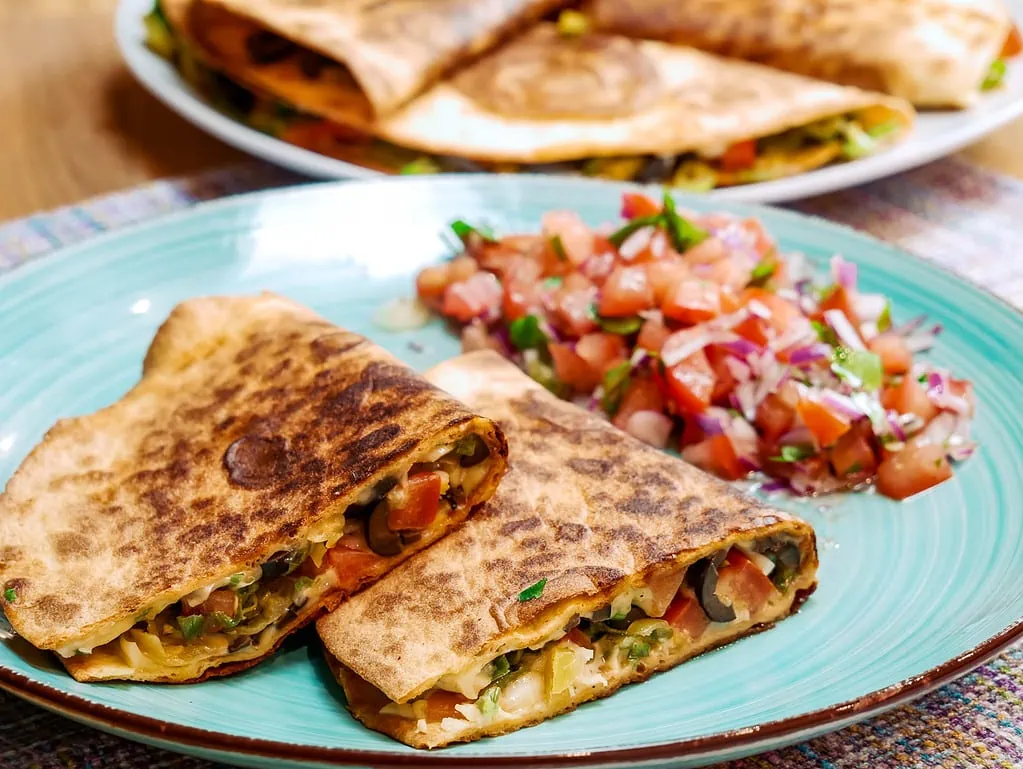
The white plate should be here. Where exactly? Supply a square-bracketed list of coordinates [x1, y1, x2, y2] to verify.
[115, 0, 1023, 204]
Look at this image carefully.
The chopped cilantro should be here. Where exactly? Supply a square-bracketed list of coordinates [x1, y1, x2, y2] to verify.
[489, 655, 511, 681]
[608, 214, 662, 247]
[508, 315, 549, 351]
[477, 684, 502, 716]
[519, 578, 547, 602]
[600, 361, 632, 415]
[811, 320, 839, 346]
[627, 639, 651, 660]
[596, 315, 643, 335]
[550, 235, 568, 261]
[542, 276, 563, 290]
[832, 347, 883, 391]
[3, 588, 16, 603]
[748, 259, 776, 287]
[771, 444, 815, 463]
[450, 219, 497, 244]
[918, 373, 929, 384]
[400, 157, 441, 175]
[661, 191, 708, 252]
[229, 573, 243, 588]
[982, 59, 1007, 91]
[877, 301, 892, 332]
[177, 615, 205, 642]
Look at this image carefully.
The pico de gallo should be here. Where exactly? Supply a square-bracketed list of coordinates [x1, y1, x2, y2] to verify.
[412, 191, 977, 500]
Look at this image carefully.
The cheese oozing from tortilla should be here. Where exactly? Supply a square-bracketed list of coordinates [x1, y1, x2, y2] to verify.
[58, 436, 496, 674]
[361, 537, 814, 738]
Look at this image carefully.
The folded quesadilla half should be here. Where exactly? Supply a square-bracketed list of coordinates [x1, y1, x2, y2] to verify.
[147, 3, 914, 189]
[318, 352, 818, 748]
[0, 295, 507, 683]
[586, 0, 1018, 108]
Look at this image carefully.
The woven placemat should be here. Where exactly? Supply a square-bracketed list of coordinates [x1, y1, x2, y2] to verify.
[0, 158, 1020, 769]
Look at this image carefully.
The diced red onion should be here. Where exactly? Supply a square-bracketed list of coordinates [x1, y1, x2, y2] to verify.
[891, 314, 927, 336]
[819, 390, 864, 419]
[638, 308, 663, 322]
[747, 299, 772, 320]
[630, 347, 651, 368]
[779, 425, 814, 446]
[724, 356, 752, 383]
[719, 338, 760, 358]
[661, 328, 739, 368]
[696, 413, 726, 435]
[760, 479, 789, 493]
[619, 227, 655, 261]
[854, 293, 887, 324]
[794, 278, 813, 297]
[885, 411, 907, 441]
[734, 381, 758, 421]
[914, 412, 956, 447]
[905, 332, 937, 353]
[823, 309, 866, 351]
[831, 255, 858, 290]
[772, 323, 817, 354]
[788, 343, 832, 366]
[625, 410, 674, 449]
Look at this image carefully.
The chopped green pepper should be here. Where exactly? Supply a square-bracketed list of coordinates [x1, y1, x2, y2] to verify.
[519, 578, 547, 602]
[597, 315, 643, 335]
[400, 157, 441, 175]
[509, 315, 549, 351]
[450, 219, 497, 244]
[3, 588, 16, 603]
[771, 444, 815, 463]
[600, 361, 632, 415]
[177, 615, 205, 642]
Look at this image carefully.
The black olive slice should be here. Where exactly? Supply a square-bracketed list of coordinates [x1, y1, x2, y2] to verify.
[366, 501, 402, 556]
[636, 155, 676, 183]
[690, 558, 736, 623]
[246, 31, 297, 64]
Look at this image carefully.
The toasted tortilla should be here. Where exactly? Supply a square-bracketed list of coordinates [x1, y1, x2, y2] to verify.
[587, 0, 1012, 108]
[0, 294, 507, 682]
[190, 0, 573, 116]
[177, 19, 914, 166]
[318, 352, 818, 748]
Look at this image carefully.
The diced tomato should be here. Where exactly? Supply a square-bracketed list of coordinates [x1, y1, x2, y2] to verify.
[663, 594, 710, 641]
[646, 257, 690, 305]
[663, 280, 721, 325]
[199, 589, 239, 618]
[441, 272, 502, 323]
[612, 377, 666, 430]
[576, 333, 628, 376]
[327, 546, 384, 590]
[565, 627, 593, 649]
[704, 345, 738, 405]
[1002, 24, 1022, 57]
[720, 139, 757, 172]
[882, 374, 939, 423]
[599, 266, 655, 317]
[643, 566, 688, 617]
[682, 236, 728, 265]
[637, 316, 672, 354]
[740, 217, 777, 259]
[756, 393, 797, 443]
[542, 210, 594, 266]
[734, 288, 803, 346]
[868, 333, 913, 375]
[387, 472, 442, 531]
[550, 286, 599, 337]
[680, 415, 705, 447]
[829, 421, 878, 476]
[416, 263, 452, 304]
[717, 549, 777, 614]
[682, 434, 746, 480]
[797, 399, 852, 448]
[876, 444, 953, 500]
[579, 238, 618, 284]
[474, 235, 542, 275]
[719, 286, 742, 314]
[819, 285, 861, 328]
[501, 257, 544, 321]
[621, 192, 661, 219]
[448, 255, 478, 283]
[664, 349, 715, 414]
[425, 691, 470, 721]
[549, 342, 601, 392]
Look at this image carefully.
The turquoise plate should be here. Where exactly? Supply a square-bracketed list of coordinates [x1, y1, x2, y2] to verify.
[0, 177, 1021, 769]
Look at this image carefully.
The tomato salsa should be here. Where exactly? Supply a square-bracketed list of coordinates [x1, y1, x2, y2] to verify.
[414, 192, 976, 500]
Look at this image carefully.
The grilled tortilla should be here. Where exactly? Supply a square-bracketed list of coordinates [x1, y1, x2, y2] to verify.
[318, 352, 818, 749]
[0, 295, 507, 683]
[587, 0, 1014, 108]
[157, 14, 914, 187]
[188, 0, 573, 117]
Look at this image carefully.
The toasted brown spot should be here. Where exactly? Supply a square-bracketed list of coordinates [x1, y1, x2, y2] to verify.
[223, 435, 291, 489]
[49, 533, 88, 559]
[567, 457, 613, 477]
[555, 522, 588, 542]
[34, 594, 79, 624]
[500, 517, 542, 536]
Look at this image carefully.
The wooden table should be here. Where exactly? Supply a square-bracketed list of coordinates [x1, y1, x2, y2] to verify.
[2, 0, 1022, 222]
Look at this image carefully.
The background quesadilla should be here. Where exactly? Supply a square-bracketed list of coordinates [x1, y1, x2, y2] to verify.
[319, 352, 818, 748]
[587, 0, 1017, 108]
[0, 294, 507, 683]
[146, 4, 914, 188]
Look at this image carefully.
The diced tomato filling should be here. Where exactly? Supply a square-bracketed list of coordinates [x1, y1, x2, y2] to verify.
[735, 288, 802, 346]
[576, 333, 628, 376]
[565, 627, 593, 649]
[425, 691, 470, 721]
[663, 595, 710, 641]
[387, 472, 443, 531]
[442, 272, 502, 323]
[717, 549, 776, 614]
[868, 333, 913, 375]
[704, 345, 739, 405]
[682, 434, 746, 480]
[829, 421, 878, 476]
[612, 377, 666, 430]
[646, 257, 690, 305]
[876, 444, 952, 500]
[720, 139, 758, 172]
[1002, 25, 1022, 57]
[550, 342, 601, 392]
[882, 374, 939, 423]
[637, 316, 672, 353]
[756, 393, 796, 443]
[327, 544, 385, 591]
[550, 286, 599, 337]
[818, 285, 861, 329]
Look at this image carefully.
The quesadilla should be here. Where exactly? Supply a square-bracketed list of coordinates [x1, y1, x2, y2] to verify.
[146, 3, 914, 188]
[586, 0, 1018, 108]
[318, 351, 818, 748]
[0, 294, 507, 683]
